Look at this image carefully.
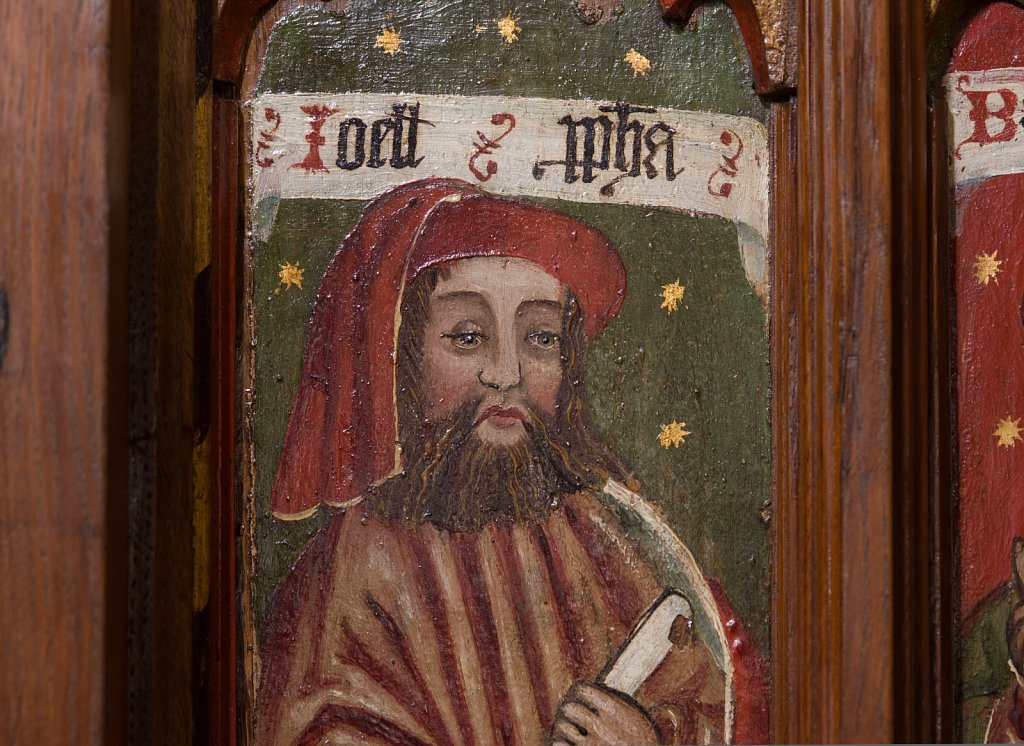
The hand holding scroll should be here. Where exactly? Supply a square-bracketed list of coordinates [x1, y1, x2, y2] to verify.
[549, 682, 660, 746]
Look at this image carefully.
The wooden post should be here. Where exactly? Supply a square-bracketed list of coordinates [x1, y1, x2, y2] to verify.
[124, 0, 198, 741]
[771, 0, 935, 741]
[0, 0, 131, 742]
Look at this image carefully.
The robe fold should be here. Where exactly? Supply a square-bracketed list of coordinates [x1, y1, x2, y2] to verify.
[986, 676, 1024, 743]
[257, 489, 733, 746]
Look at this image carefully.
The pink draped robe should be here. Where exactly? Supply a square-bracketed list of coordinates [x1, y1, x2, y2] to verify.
[257, 491, 732, 745]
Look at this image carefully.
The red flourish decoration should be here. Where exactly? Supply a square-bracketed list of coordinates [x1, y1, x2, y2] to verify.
[468, 113, 517, 182]
[255, 107, 282, 168]
[954, 74, 1020, 161]
[706, 129, 744, 198]
[291, 104, 340, 174]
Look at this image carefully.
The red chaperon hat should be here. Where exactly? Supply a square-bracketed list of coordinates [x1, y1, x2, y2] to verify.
[271, 178, 627, 519]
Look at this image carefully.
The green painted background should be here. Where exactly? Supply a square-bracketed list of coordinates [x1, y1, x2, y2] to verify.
[249, 0, 771, 652]
[959, 588, 1016, 742]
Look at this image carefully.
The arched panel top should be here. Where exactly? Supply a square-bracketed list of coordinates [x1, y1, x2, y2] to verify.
[213, 0, 275, 89]
[928, 0, 1024, 85]
[214, 0, 795, 94]
[947, 0, 1024, 71]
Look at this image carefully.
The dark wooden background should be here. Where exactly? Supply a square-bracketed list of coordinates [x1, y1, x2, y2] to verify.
[0, 0, 994, 742]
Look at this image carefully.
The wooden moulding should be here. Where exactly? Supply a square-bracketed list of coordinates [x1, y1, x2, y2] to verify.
[919, 4, 975, 742]
[124, 0, 202, 741]
[769, 0, 937, 742]
[213, 0, 279, 87]
[659, 0, 796, 95]
[928, 72, 957, 745]
[209, 88, 241, 746]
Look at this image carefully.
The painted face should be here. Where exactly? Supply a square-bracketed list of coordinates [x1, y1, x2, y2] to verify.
[421, 257, 564, 447]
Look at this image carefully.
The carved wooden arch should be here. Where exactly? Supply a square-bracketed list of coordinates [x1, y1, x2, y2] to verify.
[212, 0, 795, 94]
[212, 0, 274, 88]
[660, 0, 793, 95]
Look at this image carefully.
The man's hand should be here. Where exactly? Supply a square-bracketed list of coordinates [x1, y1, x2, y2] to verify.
[549, 681, 660, 745]
[1009, 538, 1024, 679]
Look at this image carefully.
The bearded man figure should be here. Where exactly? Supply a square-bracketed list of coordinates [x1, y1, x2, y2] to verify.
[257, 179, 767, 745]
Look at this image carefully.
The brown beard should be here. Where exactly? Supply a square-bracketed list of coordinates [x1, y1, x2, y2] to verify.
[365, 264, 637, 533]
[367, 400, 589, 532]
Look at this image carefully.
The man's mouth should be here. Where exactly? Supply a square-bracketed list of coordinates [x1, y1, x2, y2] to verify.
[475, 405, 531, 429]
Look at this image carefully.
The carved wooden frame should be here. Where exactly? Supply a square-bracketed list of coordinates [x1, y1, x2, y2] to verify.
[204, 0, 946, 742]
[5, 0, 987, 741]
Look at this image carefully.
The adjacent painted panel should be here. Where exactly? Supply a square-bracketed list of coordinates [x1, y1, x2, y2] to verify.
[944, 3, 1024, 742]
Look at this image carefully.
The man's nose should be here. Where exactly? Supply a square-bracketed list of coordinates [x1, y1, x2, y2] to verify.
[478, 338, 522, 391]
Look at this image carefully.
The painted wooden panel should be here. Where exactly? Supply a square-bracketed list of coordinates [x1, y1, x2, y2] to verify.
[942, 3, 1024, 741]
[234, 2, 772, 742]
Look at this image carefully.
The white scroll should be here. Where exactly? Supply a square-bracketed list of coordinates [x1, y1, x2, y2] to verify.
[248, 92, 769, 238]
[944, 67, 1024, 185]
[600, 590, 693, 697]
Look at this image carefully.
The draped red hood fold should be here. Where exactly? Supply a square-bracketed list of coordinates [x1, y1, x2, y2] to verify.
[271, 178, 627, 518]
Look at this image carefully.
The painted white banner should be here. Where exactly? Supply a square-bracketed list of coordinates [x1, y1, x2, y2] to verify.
[248, 92, 769, 237]
[945, 67, 1024, 186]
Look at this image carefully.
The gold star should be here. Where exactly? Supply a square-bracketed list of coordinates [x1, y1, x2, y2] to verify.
[658, 421, 692, 449]
[497, 14, 521, 43]
[994, 416, 1024, 449]
[278, 261, 305, 291]
[974, 250, 1005, 285]
[624, 48, 652, 77]
[375, 26, 406, 55]
[660, 279, 686, 314]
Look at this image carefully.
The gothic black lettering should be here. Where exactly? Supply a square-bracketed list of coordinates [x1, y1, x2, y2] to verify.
[603, 102, 656, 177]
[643, 122, 679, 181]
[337, 118, 366, 170]
[533, 102, 683, 192]
[335, 102, 429, 172]
[533, 114, 612, 183]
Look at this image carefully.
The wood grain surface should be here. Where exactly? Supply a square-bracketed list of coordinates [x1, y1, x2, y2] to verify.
[770, 0, 936, 741]
[209, 86, 241, 746]
[125, 0, 198, 741]
[0, 0, 130, 742]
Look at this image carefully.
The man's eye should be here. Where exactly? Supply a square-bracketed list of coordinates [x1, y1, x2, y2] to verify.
[527, 331, 560, 349]
[444, 331, 485, 349]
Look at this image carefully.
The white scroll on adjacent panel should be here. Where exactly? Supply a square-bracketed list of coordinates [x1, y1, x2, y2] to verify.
[944, 67, 1024, 186]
